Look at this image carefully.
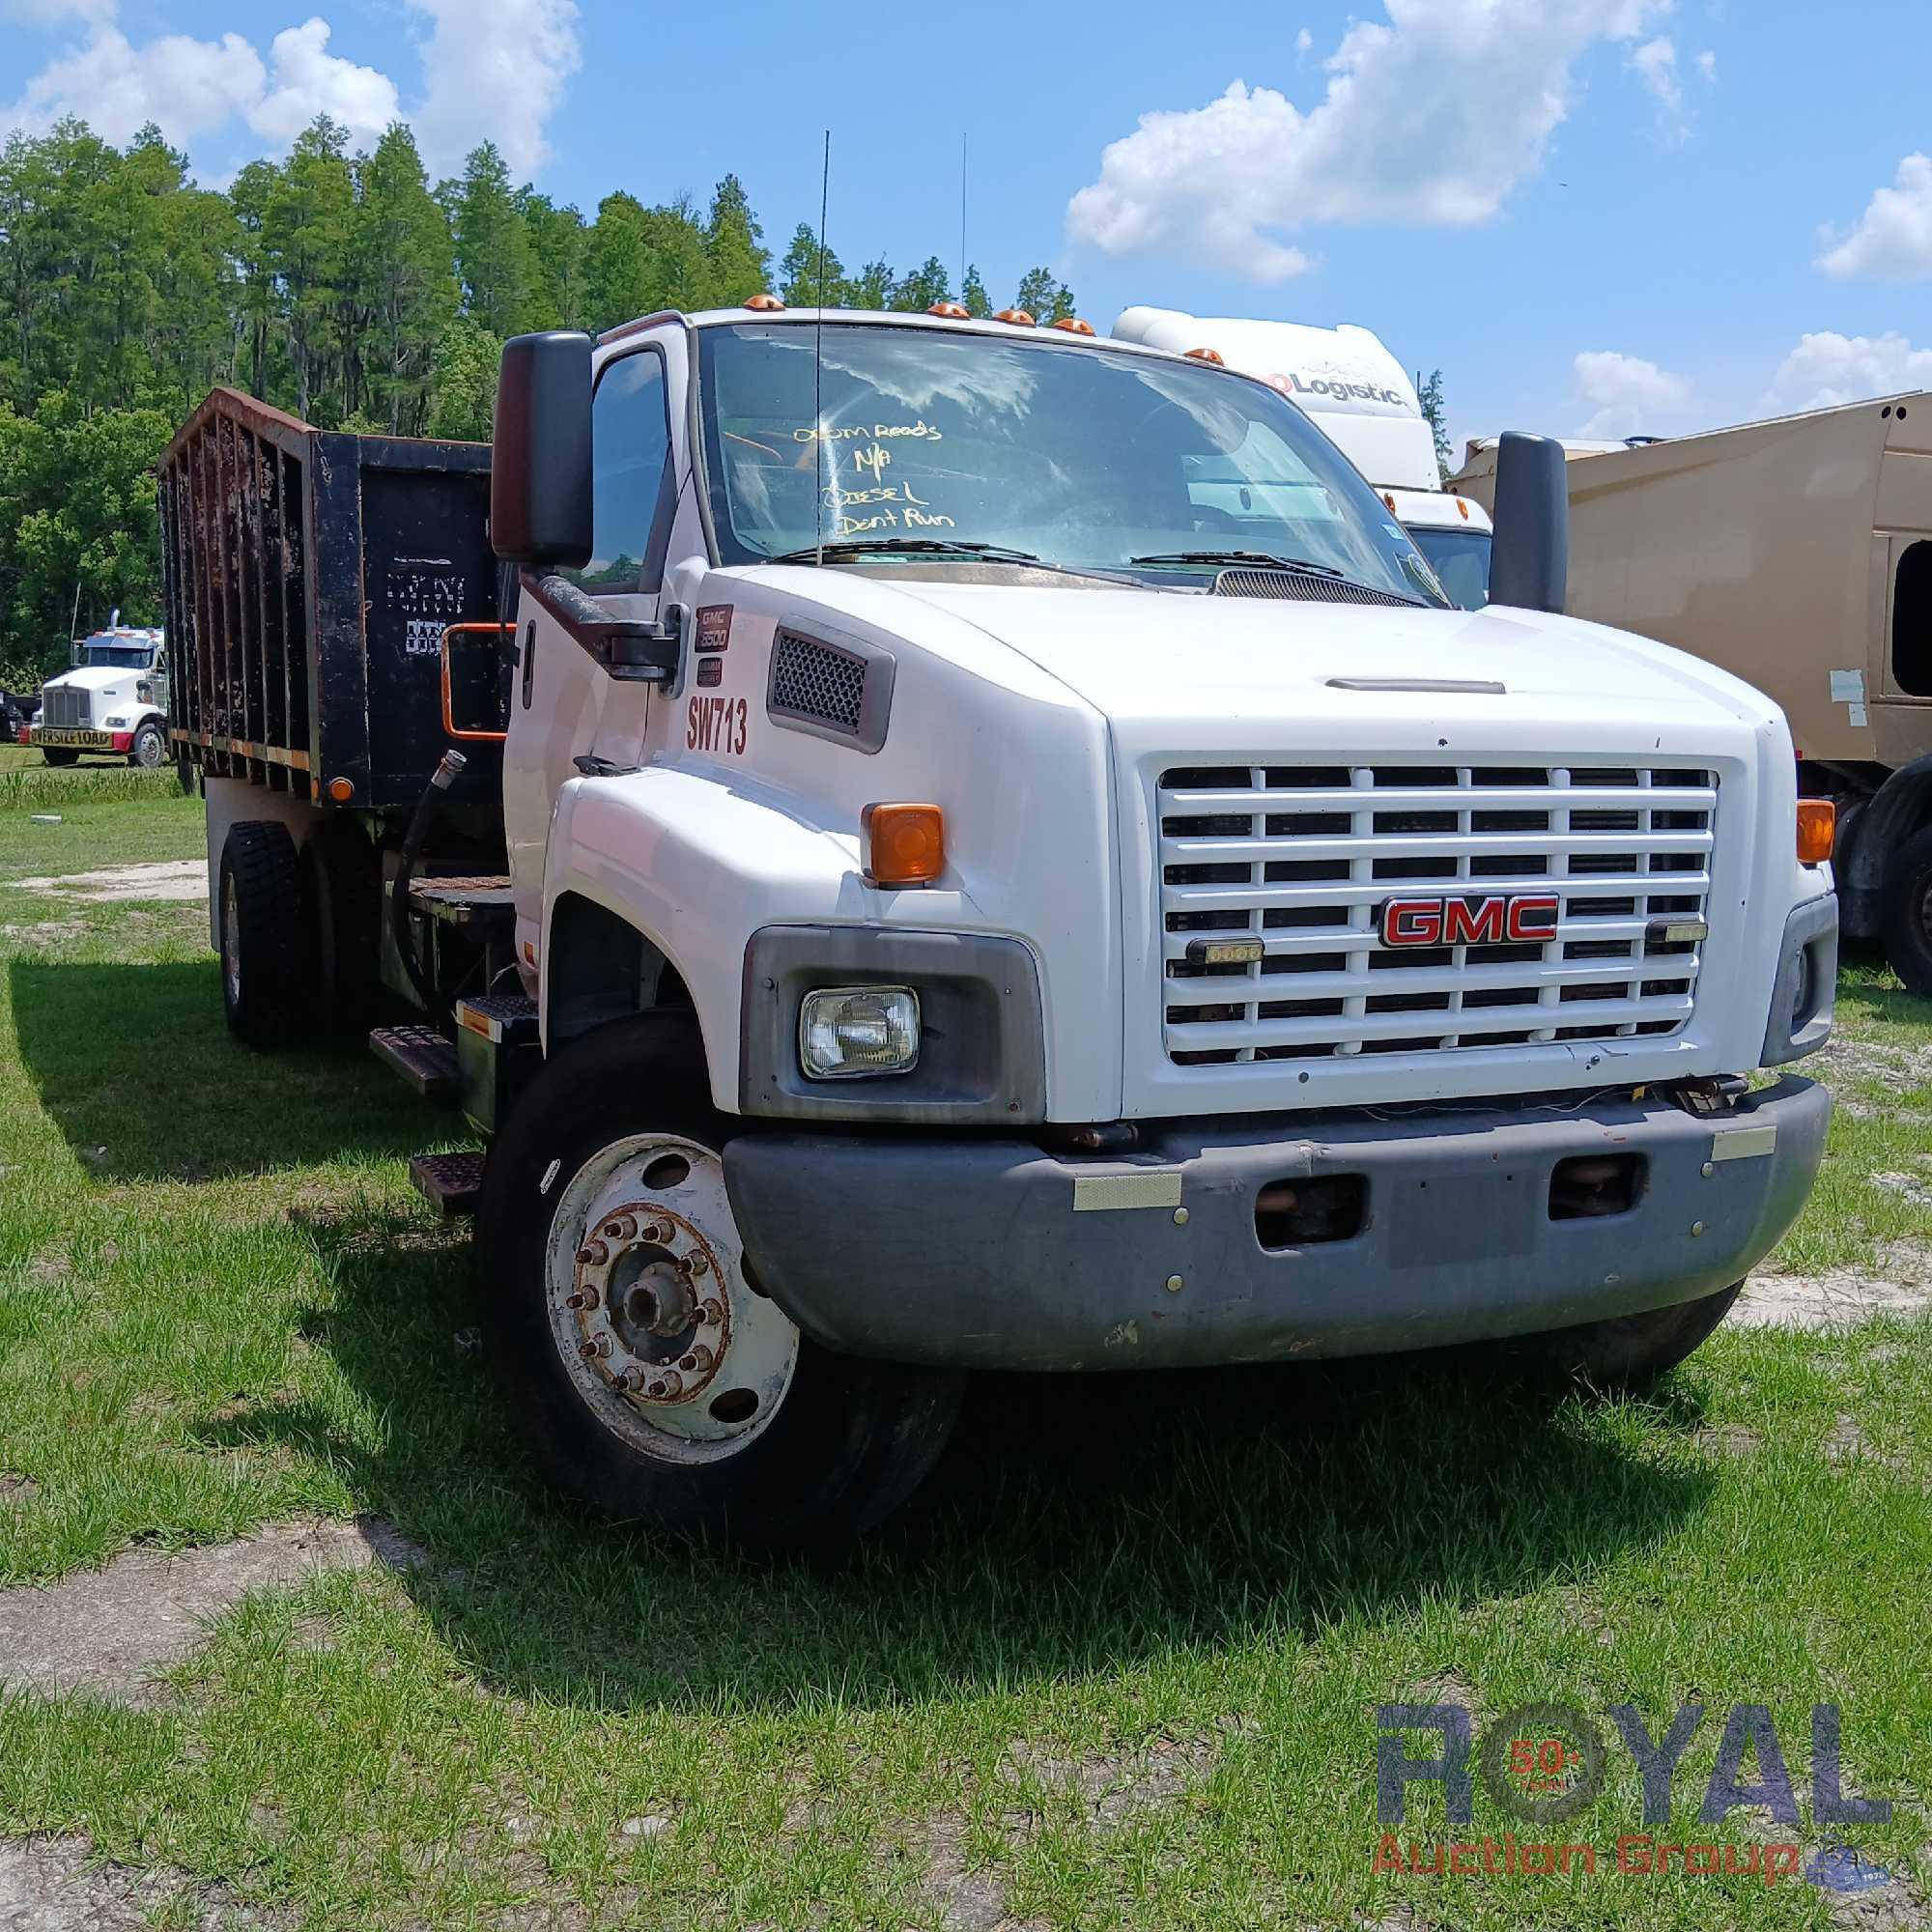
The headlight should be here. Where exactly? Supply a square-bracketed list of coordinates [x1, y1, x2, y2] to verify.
[798, 986, 920, 1079]
[103, 715, 128, 728]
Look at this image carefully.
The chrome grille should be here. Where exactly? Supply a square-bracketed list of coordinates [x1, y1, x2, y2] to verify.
[1158, 761, 1718, 1065]
[41, 686, 89, 727]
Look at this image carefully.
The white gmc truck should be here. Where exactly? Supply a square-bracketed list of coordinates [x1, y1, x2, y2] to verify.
[167, 306, 1835, 1547]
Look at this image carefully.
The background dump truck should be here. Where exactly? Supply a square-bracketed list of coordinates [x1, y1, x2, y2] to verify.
[1449, 396, 1932, 992]
[1110, 308, 1494, 611]
[164, 307, 1833, 1547]
[26, 626, 170, 768]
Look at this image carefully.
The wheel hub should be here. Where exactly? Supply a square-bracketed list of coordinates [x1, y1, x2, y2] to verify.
[567, 1204, 729, 1406]
[545, 1133, 799, 1457]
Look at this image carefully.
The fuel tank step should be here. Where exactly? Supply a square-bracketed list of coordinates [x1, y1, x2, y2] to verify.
[369, 1023, 459, 1102]
[408, 1149, 486, 1217]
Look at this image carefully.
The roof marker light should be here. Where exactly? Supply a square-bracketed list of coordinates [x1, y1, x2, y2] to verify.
[1184, 347, 1225, 364]
[1050, 317, 1096, 335]
[992, 308, 1035, 326]
[744, 293, 785, 312]
[927, 301, 971, 319]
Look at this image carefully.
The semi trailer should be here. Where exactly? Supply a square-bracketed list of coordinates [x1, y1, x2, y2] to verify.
[163, 306, 1834, 1546]
[1110, 308, 1495, 610]
[1449, 396, 1932, 989]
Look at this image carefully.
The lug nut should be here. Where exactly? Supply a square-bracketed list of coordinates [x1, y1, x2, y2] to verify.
[687, 1252, 710, 1277]
[698, 1299, 724, 1325]
[685, 1344, 714, 1374]
[579, 1341, 598, 1359]
[655, 1370, 684, 1399]
[578, 1239, 609, 1267]
[565, 1292, 586, 1310]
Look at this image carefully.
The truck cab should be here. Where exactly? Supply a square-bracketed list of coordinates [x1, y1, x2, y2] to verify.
[1110, 307, 1495, 610]
[172, 305, 1835, 1548]
[28, 627, 170, 767]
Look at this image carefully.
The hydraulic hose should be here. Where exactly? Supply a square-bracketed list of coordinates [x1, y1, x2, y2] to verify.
[391, 748, 467, 1017]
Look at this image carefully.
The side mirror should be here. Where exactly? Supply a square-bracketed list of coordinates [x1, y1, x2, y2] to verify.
[491, 331, 593, 568]
[70, 643, 82, 668]
[1488, 431, 1570, 614]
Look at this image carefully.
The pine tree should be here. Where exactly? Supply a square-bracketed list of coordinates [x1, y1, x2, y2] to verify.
[265, 118, 355, 422]
[701, 173, 771, 306]
[446, 142, 535, 339]
[891, 256, 952, 312]
[961, 265, 991, 318]
[355, 126, 458, 433]
[778, 221, 846, 306]
[1013, 267, 1075, 324]
[847, 259, 893, 309]
[525, 194, 588, 332]
[1416, 368, 1452, 481]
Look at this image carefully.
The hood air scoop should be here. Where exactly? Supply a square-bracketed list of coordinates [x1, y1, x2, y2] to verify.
[1212, 566, 1419, 610]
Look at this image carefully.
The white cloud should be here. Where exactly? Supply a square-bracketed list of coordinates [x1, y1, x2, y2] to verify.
[411, 0, 580, 177]
[1294, 26, 1313, 54]
[250, 18, 399, 149]
[1765, 331, 1932, 413]
[1629, 37, 1683, 130]
[1065, 0, 1673, 281]
[1695, 47, 1717, 80]
[2, 0, 580, 177]
[1573, 350, 1694, 438]
[5, 26, 267, 148]
[1816, 154, 1932, 283]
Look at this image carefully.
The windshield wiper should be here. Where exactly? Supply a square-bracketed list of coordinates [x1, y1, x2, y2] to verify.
[1127, 549, 1347, 577]
[1128, 548, 1432, 609]
[764, 537, 1051, 566]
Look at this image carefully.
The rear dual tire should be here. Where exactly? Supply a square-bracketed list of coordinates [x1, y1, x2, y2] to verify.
[477, 1012, 962, 1549]
[218, 821, 308, 1048]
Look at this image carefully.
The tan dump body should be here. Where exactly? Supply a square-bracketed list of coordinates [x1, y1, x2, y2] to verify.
[1448, 398, 1932, 767]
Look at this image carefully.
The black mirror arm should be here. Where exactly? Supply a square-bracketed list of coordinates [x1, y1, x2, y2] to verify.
[524, 571, 681, 684]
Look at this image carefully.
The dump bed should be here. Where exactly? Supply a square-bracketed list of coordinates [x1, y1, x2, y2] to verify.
[158, 389, 503, 814]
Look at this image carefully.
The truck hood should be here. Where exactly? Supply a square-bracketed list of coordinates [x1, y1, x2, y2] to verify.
[43, 667, 142, 695]
[875, 581, 1777, 739]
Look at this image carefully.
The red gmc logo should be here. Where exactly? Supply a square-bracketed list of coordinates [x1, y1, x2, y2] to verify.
[1379, 894, 1561, 948]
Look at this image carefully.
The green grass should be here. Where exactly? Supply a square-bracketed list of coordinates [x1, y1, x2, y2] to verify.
[0, 791, 1928, 1930]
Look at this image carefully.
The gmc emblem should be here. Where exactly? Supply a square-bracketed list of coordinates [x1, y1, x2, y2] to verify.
[1380, 893, 1561, 948]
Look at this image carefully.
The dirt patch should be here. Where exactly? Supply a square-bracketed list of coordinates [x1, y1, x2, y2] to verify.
[1005, 1734, 1218, 1831]
[0, 1834, 284, 1927]
[1735, 1258, 1932, 1333]
[1694, 1424, 1765, 1459]
[0, 1517, 427, 1706]
[0, 1474, 40, 1505]
[1815, 1035, 1932, 1093]
[13, 860, 207, 903]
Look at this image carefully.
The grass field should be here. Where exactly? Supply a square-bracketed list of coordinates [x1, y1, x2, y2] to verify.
[1, 774, 1928, 1930]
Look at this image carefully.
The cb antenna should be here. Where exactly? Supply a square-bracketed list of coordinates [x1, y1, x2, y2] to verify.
[959, 131, 967, 298]
[813, 128, 830, 568]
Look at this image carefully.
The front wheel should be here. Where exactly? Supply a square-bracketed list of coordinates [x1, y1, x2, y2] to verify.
[41, 748, 77, 768]
[1513, 1281, 1743, 1390]
[477, 1013, 962, 1548]
[128, 720, 166, 769]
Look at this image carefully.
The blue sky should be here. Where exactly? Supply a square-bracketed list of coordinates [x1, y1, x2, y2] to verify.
[3, 0, 1927, 456]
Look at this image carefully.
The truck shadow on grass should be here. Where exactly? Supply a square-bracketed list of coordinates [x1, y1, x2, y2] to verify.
[200, 1195, 1720, 1715]
[9, 959, 435, 1181]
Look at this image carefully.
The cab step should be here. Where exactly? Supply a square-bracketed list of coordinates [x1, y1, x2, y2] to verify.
[408, 1149, 486, 1217]
[369, 1023, 459, 1102]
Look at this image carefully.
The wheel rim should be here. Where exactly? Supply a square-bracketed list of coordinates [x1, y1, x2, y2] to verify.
[134, 729, 162, 768]
[544, 1132, 799, 1463]
[221, 872, 242, 1008]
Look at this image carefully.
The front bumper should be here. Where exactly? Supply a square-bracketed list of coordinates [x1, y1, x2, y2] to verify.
[724, 1077, 1830, 1371]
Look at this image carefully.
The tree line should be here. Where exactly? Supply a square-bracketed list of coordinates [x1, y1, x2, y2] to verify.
[0, 115, 1076, 683]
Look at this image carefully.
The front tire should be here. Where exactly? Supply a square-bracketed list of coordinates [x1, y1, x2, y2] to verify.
[219, 821, 310, 1048]
[1515, 1281, 1743, 1390]
[42, 749, 77, 768]
[1882, 824, 1932, 998]
[128, 720, 166, 769]
[477, 1013, 962, 1548]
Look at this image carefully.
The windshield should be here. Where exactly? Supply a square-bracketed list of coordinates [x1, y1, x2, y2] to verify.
[697, 323, 1447, 604]
[1408, 528, 1492, 612]
[79, 640, 156, 668]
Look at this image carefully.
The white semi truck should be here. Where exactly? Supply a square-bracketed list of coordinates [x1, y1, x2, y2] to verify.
[1110, 308, 1495, 611]
[23, 626, 170, 767]
[162, 306, 1833, 1547]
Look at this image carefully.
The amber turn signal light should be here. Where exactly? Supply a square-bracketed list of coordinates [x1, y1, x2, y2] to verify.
[744, 292, 785, 312]
[927, 300, 971, 319]
[1183, 346, 1224, 364]
[863, 802, 945, 886]
[1050, 316, 1096, 335]
[1796, 798, 1835, 866]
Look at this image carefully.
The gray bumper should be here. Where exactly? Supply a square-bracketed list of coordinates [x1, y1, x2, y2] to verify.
[724, 1078, 1831, 1371]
